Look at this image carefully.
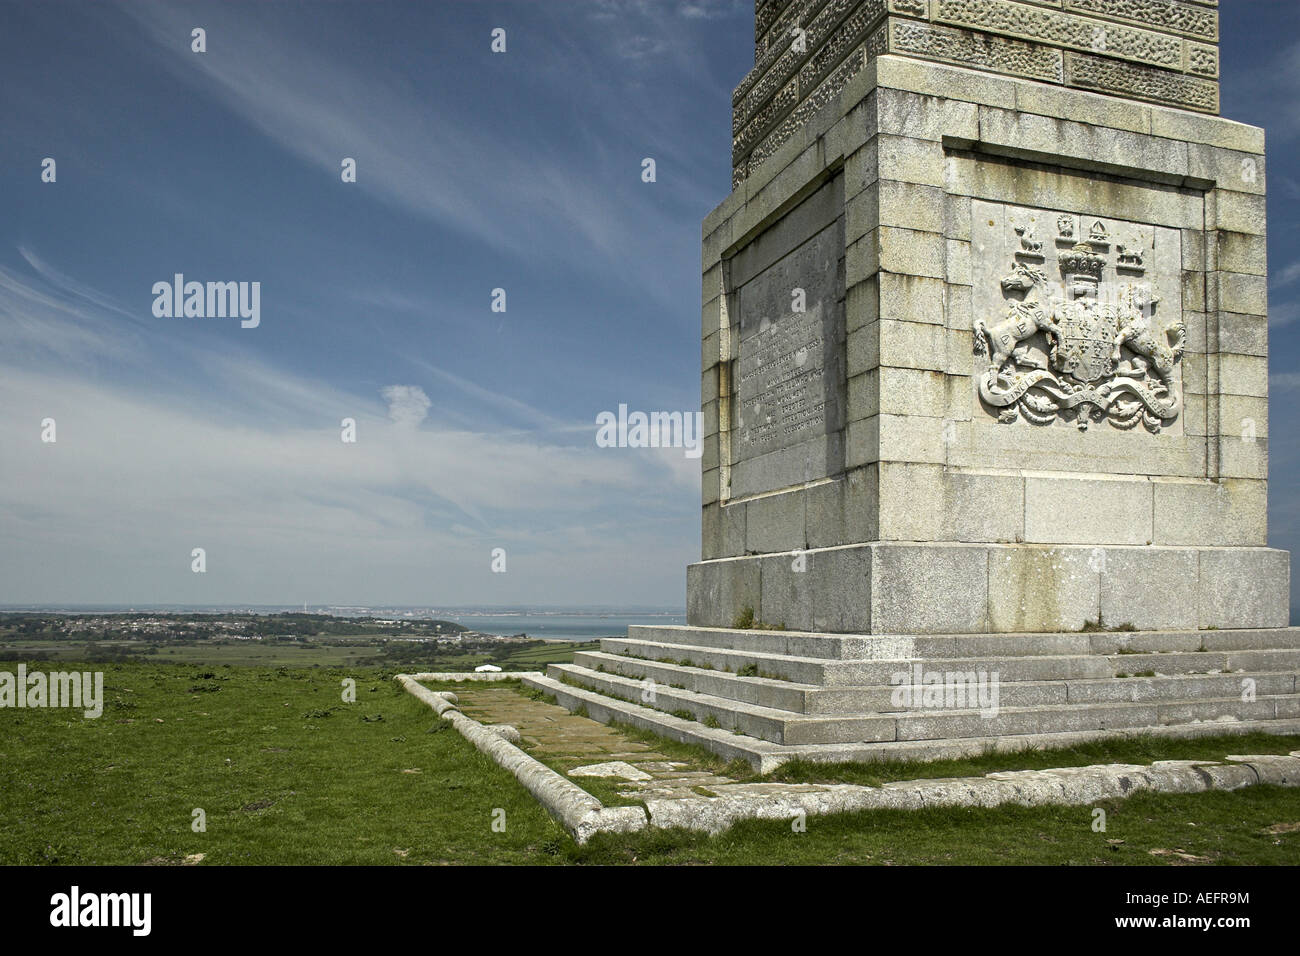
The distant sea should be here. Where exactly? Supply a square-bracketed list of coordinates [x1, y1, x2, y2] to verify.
[0, 605, 686, 642]
[432, 609, 685, 641]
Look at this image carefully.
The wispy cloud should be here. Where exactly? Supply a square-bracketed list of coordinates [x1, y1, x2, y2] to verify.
[0, 250, 698, 604]
[114, 1, 705, 294]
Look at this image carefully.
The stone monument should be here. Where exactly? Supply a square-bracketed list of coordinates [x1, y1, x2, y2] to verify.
[526, 0, 1300, 768]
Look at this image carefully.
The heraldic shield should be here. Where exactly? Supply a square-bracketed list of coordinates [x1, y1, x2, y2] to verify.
[973, 216, 1186, 433]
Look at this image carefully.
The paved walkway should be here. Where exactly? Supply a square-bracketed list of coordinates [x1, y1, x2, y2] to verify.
[453, 685, 738, 799]
[405, 676, 1300, 841]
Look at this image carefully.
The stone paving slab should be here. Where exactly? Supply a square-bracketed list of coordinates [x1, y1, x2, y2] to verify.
[404, 675, 1300, 843]
[451, 683, 738, 797]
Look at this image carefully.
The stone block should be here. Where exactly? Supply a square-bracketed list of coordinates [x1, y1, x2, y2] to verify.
[1218, 435, 1268, 480]
[847, 324, 880, 378]
[875, 86, 979, 141]
[878, 226, 946, 278]
[876, 180, 947, 234]
[1218, 395, 1268, 440]
[702, 467, 721, 506]
[1014, 81, 1152, 135]
[847, 275, 880, 332]
[872, 543, 990, 633]
[879, 319, 946, 371]
[845, 183, 879, 245]
[846, 416, 880, 468]
[875, 53, 1022, 109]
[878, 412, 948, 464]
[1219, 312, 1268, 357]
[1219, 353, 1268, 397]
[1217, 232, 1267, 277]
[761, 545, 874, 633]
[945, 193, 972, 240]
[1152, 478, 1266, 547]
[987, 546, 1101, 632]
[876, 134, 946, 188]
[1099, 547, 1199, 630]
[977, 106, 1189, 179]
[1197, 549, 1290, 630]
[686, 557, 761, 628]
[845, 137, 880, 201]
[878, 367, 947, 417]
[879, 272, 946, 324]
[1149, 110, 1263, 154]
[846, 230, 880, 286]
[1189, 144, 1265, 196]
[1024, 475, 1154, 545]
[804, 478, 847, 549]
[945, 239, 971, 286]
[1216, 269, 1268, 317]
[844, 464, 880, 542]
[878, 464, 1024, 543]
[1215, 191, 1267, 236]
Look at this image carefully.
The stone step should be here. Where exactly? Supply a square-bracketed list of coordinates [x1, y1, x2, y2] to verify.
[520, 673, 1300, 773]
[895, 695, 1300, 743]
[581, 650, 1299, 715]
[601, 637, 1300, 685]
[625, 625, 906, 660]
[575, 650, 819, 712]
[600, 637, 869, 684]
[550, 662, 1300, 746]
[548, 664, 892, 745]
[624, 625, 1300, 660]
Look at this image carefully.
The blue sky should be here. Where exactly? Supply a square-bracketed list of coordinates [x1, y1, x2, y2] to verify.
[1, 1, 1298, 612]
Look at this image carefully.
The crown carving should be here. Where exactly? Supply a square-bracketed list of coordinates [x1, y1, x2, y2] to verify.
[1059, 242, 1105, 281]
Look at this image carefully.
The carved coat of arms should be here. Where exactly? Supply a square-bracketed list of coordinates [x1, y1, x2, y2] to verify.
[973, 216, 1185, 432]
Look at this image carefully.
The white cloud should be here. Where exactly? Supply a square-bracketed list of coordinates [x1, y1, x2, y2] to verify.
[0, 254, 699, 606]
[1273, 260, 1300, 289]
[1270, 300, 1300, 327]
[381, 385, 432, 429]
[0, 364, 696, 605]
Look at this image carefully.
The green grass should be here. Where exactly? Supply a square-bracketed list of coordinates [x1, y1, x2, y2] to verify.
[0, 637, 599, 672]
[4, 662, 1299, 865]
[0, 661, 569, 864]
[0, 639, 384, 668]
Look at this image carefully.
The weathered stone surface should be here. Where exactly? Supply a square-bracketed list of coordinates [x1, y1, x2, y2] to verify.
[1151, 478, 1266, 547]
[878, 464, 1024, 543]
[687, 557, 761, 629]
[729, 176, 848, 499]
[987, 546, 1100, 632]
[1099, 547, 1199, 630]
[1198, 549, 1291, 630]
[1023, 476, 1153, 546]
[568, 761, 653, 782]
[872, 543, 989, 632]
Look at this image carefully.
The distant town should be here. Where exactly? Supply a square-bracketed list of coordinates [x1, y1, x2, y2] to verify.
[0, 611, 593, 671]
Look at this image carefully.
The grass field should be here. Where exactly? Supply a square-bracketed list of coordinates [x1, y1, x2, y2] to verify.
[3, 662, 1299, 865]
[0, 638, 598, 670]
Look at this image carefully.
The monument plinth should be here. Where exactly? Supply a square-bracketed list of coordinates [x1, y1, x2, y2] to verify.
[524, 0, 1300, 768]
[691, 0, 1284, 635]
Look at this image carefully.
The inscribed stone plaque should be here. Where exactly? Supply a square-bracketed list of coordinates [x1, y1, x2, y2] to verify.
[730, 217, 846, 498]
[971, 200, 1184, 435]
